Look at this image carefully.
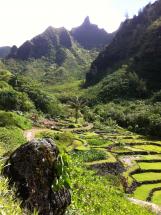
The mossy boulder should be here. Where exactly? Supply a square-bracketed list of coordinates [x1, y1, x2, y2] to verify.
[2, 138, 71, 215]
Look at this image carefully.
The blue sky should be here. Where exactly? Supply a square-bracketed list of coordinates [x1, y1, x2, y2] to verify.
[0, 0, 156, 46]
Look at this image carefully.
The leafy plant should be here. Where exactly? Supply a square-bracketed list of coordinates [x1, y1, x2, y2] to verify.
[52, 153, 71, 191]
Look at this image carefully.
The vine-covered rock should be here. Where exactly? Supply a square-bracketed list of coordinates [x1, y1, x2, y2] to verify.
[2, 138, 71, 215]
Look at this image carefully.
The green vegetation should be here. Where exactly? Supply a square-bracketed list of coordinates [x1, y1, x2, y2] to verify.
[67, 155, 153, 215]
[75, 149, 108, 162]
[98, 67, 147, 102]
[85, 101, 161, 137]
[134, 184, 161, 201]
[152, 190, 161, 205]
[1, 2, 161, 212]
[0, 126, 28, 214]
[133, 172, 161, 182]
[0, 178, 22, 215]
[139, 162, 161, 170]
[0, 111, 31, 129]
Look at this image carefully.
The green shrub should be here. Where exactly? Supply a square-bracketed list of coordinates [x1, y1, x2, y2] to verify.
[10, 75, 64, 116]
[0, 111, 32, 129]
[0, 90, 34, 111]
[75, 149, 107, 162]
[0, 127, 26, 151]
[98, 68, 148, 102]
[90, 101, 161, 137]
[0, 69, 12, 82]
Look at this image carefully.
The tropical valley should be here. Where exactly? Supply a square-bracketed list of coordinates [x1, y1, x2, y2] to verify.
[1, 1, 161, 214]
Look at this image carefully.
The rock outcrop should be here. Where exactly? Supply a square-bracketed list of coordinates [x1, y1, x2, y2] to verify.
[2, 138, 71, 215]
[8, 27, 72, 60]
[71, 16, 114, 50]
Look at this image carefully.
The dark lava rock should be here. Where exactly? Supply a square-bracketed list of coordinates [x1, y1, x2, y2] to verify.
[2, 138, 71, 215]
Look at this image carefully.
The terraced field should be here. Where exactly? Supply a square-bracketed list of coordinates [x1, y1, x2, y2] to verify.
[76, 127, 161, 206]
[37, 125, 161, 207]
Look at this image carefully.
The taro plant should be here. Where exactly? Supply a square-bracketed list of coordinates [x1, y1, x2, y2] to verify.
[52, 152, 71, 192]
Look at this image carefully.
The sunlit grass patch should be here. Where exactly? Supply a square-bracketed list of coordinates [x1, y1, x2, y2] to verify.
[133, 172, 161, 182]
[152, 190, 161, 205]
[139, 162, 161, 170]
[133, 145, 161, 152]
[134, 183, 161, 201]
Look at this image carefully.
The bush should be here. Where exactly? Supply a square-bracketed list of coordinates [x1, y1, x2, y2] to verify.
[99, 69, 148, 102]
[90, 101, 161, 137]
[0, 90, 34, 111]
[0, 127, 26, 151]
[0, 69, 12, 82]
[10, 75, 64, 117]
[0, 111, 32, 129]
[75, 149, 107, 162]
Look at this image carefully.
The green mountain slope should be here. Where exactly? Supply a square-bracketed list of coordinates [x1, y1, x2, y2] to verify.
[6, 24, 101, 83]
[85, 0, 161, 90]
[0, 46, 11, 58]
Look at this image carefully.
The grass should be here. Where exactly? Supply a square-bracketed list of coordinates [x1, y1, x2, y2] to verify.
[0, 177, 23, 215]
[87, 138, 111, 146]
[133, 183, 161, 201]
[133, 145, 161, 152]
[0, 111, 32, 130]
[0, 125, 38, 214]
[133, 172, 161, 182]
[0, 127, 26, 151]
[74, 148, 108, 162]
[137, 154, 161, 160]
[67, 154, 154, 215]
[44, 80, 85, 99]
[152, 190, 161, 205]
[139, 162, 161, 170]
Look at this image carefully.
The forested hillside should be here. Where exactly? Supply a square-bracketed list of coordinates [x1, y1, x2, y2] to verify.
[5, 20, 108, 83]
[86, 0, 161, 91]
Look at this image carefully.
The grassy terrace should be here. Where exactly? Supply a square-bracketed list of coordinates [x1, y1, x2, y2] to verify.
[152, 190, 161, 205]
[101, 128, 161, 206]
[133, 145, 161, 152]
[139, 162, 161, 170]
[134, 183, 161, 201]
[132, 172, 161, 182]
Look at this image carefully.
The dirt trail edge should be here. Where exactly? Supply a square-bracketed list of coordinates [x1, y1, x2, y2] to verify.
[24, 127, 49, 141]
[128, 197, 161, 214]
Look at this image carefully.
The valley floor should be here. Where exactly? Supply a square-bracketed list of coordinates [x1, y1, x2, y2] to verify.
[22, 119, 161, 214]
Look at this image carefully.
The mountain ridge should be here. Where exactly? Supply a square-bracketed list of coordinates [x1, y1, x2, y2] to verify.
[8, 17, 114, 61]
[85, 0, 161, 90]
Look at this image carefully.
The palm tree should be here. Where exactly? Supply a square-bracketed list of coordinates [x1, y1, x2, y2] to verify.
[68, 96, 86, 123]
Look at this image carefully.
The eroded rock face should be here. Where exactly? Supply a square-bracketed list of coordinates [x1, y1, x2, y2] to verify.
[3, 138, 71, 215]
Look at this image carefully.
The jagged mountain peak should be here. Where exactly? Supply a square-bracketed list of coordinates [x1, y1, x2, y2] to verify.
[7, 17, 115, 60]
[71, 17, 114, 49]
[82, 16, 91, 26]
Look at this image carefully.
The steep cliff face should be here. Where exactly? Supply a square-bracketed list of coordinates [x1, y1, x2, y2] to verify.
[85, 0, 161, 90]
[8, 27, 72, 60]
[71, 16, 114, 50]
[8, 17, 113, 61]
[0, 46, 11, 58]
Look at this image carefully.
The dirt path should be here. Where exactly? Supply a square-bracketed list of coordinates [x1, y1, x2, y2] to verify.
[24, 127, 50, 141]
[24, 123, 93, 142]
[128, 197, 161, 214]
